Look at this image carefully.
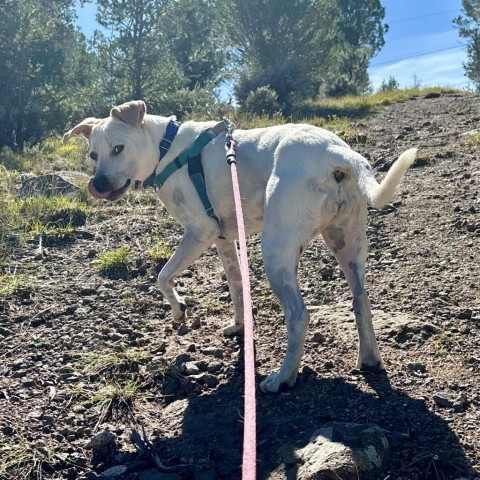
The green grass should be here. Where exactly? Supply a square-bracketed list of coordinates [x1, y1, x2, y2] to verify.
[69, 380, 145, 427]
[460, 131, 480, 148]
[95, 246, 131, 277]
[7, 196, 90, 234]
[0, 273, 31, 299]
[0, 167, 91, 260]
[0, 436, 62, 480]
[298, 87, 460, 119]
[76, 348, 153, 379]
[149, 243, 173, 262]
[230, 87, 462, 141]
[0, 136, 90, 174]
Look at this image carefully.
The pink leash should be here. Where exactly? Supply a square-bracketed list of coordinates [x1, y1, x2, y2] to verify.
[225, 128, 257, 480]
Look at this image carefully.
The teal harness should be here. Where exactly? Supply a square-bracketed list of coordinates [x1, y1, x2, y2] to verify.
[143, 120, 229, 222]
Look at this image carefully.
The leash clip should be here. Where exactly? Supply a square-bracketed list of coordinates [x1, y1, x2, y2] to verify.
[224, 118, 237, 165]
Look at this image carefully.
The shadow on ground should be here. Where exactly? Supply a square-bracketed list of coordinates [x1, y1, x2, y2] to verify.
[132, 360, 475, 480]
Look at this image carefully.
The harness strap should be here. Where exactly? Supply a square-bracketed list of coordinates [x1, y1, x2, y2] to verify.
[145, 120, 228, 222]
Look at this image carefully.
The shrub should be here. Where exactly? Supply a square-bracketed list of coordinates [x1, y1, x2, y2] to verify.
[242, 86, 281, 117]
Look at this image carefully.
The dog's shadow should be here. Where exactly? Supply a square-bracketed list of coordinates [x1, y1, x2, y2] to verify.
[144, 357, 475, 480]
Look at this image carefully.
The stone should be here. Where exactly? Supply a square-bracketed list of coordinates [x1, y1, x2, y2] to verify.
[177, 323, 189, 336]
[18, 171, 89, 199]
[207, 361, 222, 373]
[311, 301, 438, 344]
[433, 393, 456, 408]
[88, 430, 116, 450]
[99, 465, 128, 478]
[184, 362, 200, 375]
[280, 422, 390, 480]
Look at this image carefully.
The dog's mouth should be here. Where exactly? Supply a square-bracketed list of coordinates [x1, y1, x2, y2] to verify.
[88, 178, 131, 201]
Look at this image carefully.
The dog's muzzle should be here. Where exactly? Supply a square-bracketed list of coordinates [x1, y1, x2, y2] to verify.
[88, 177, 131, 201]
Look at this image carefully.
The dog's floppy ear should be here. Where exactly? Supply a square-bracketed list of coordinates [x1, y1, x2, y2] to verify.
[110, 100, 146, 127]
[63, 117, 98, 144]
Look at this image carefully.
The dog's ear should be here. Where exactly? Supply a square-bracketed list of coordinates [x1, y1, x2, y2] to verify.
[110, 100, 146, 127]
[63, 117, 98, 144]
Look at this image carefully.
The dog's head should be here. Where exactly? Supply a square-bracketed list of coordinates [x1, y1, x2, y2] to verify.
[63, 100, 156, 201]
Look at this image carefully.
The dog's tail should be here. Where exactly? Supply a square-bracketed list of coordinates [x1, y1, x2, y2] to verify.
[358, 148, 417, 209]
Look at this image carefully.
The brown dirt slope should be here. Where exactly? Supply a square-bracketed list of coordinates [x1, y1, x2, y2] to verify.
[0, 91, 479, 480]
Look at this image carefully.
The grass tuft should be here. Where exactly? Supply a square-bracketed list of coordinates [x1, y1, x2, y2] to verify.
[95, 246, 131, 278]
[76, 348, 153, 379]
[149, 243, 173, 262]
[0, 436, 62, 480]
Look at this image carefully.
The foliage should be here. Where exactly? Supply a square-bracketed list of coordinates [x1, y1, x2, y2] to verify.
[0, 137, 90, 174]
[149, 243, 173, 262]
[322, 0, 387, 96]
[297, 87, 459, 119]
[0, 436, 61, 480]
[454, 0, 480, 89]
[7, 196, 90, 235]
[0, 0, 100, 152]
[221, 0, 338, 113]
[95, 0, 226, 115]
[95, 246, 131, 277]
[379, 76, 400, 93]
[242, 86, 281, 117]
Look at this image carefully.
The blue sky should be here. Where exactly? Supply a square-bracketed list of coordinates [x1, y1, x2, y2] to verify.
[369, 0, 469, 90]
[76, 0, 469, 91]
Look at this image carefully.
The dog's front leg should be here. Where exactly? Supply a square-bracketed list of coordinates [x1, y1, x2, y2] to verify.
[158, 227, 217, 321]
[216, 239, 244, 335]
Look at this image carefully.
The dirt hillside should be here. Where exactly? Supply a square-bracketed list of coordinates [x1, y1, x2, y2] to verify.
[0, 91, 479, 480]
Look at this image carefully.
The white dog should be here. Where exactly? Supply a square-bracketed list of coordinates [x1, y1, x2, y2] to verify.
[64, 100, 416, 393]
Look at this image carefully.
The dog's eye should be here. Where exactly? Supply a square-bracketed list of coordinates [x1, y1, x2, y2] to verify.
[113, 145, 124, 155]
[90, 152, 97, 161]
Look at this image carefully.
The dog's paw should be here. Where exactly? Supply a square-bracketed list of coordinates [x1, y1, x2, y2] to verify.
[357, 357, 385, 372]
[223, 321, 244, 336]
[172, 301, 188, 322]
[260, 372, 296, 393]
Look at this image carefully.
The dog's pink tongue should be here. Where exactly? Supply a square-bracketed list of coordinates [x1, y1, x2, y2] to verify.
[88, 178, 112, 199]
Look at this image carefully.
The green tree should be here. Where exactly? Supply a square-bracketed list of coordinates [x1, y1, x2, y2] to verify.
[324, 0, 387, 96]
[454, 0, 480, 89]
[95, 0, 227, 115]
[0, 0, 97, 152]
[220, 0, 338, 113]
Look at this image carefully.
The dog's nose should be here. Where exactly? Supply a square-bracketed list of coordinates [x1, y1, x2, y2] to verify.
[93, 175, 112, 193]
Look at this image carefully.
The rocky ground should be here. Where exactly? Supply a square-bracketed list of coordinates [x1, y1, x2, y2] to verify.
[0, 91, 479, 480]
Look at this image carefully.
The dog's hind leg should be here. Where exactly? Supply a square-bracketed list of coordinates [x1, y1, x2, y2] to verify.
[216, 239, 244, 335]
[260, 232, 310, 393]
[157, 227, 217, 322]
[322, 204, 385, 372]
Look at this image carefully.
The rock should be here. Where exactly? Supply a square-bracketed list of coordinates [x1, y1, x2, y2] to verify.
[18, 171, 89, 199]
[311, 301, 438, 344]
[201, 346, 223, 359]
[218, 292, 230, 301]
[407, 363, 427, 375]
[184, 362, 200, 375]
[207, 361, 222, 373]
[312, 332, 325, 344]
[320, 268, 334, 281]
[433, 393, 456, 408]
[88, 430, 116, 450]
[280, 422, 390, 480]
[191, 317, 202, 329]
[99, 465, 128, 478]
[177, 323, 189, 335]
